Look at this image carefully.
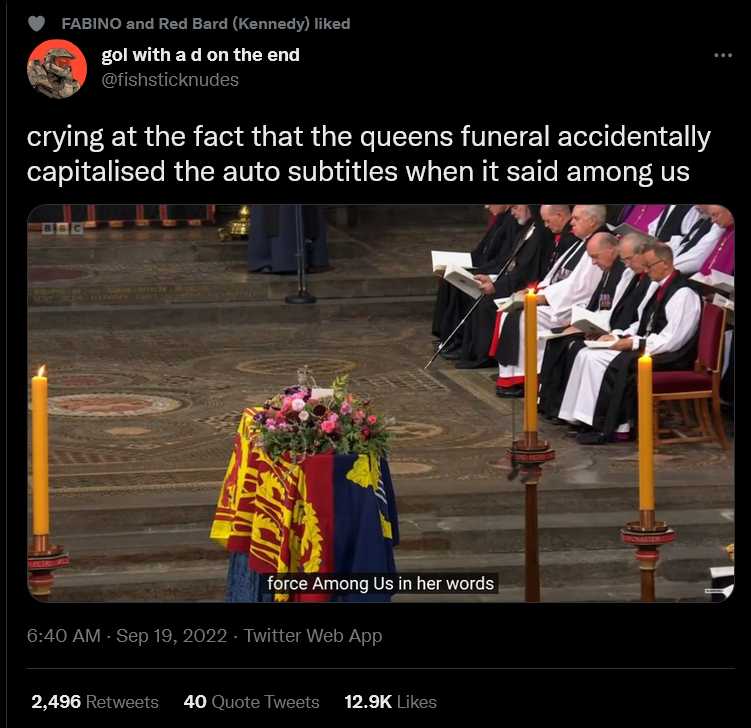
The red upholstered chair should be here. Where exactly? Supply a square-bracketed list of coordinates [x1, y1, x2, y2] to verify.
[652, 303, 729, 449]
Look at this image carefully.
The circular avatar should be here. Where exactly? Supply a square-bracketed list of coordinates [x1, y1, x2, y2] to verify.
[27, 39, 87, 98]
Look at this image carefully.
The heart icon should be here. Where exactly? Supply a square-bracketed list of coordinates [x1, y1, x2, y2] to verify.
[28, 16, 46, 31]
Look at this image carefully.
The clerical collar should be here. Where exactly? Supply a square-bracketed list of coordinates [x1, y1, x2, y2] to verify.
[658, 270, 676, 288]
[655, 270, 678, 301]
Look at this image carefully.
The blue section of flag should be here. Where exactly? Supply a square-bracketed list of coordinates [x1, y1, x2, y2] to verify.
[332, 455, 398, 602]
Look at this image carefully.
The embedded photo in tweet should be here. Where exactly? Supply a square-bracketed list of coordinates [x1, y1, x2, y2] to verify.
[27, 201, 735, 604]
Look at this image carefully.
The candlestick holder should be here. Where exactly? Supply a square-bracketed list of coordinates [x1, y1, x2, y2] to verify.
[28, 534, 70, 601]
[620, 518, 675, 602]
[508, 432, 555, 603]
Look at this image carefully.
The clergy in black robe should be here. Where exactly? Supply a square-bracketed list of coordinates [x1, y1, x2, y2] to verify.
[668, 210, 723, 275]
[647, 204, 695, 242]
[539, 205, 578, 279]
[248, 205, 329, 273]
[455, 205, 554, 368]
[432, 206, 518, 354]
[494, 206, 612, 394]
[539, 231, 656, 419]
[557, 242, 702, 445]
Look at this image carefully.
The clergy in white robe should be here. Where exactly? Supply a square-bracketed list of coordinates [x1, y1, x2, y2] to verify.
[558, 242, 701, 444]
[494, 205, 609, 396]
[666, 205, 724, 275]
[647, 204, 697, 245]
[539, 232, 658, 420]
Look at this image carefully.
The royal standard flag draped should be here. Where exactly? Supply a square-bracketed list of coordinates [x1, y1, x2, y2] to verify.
[211, 409, 399, 602]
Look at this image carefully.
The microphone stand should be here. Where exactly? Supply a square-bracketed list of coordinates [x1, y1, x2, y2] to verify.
[424, 244, 523, 370]
[285, 205, 317, 304]
[425, 293, 486, 369]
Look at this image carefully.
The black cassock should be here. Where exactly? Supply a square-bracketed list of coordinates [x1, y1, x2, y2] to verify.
[431, 210, 518, 340]
[651, 204, 694, 242]
[538, 259, 648, 419]
[542, 225, 579, 280]
[591, 273, 700, 437]
[494, 223, 612, 369]
[459, 219, 554, 363]
[248, 205, 329, 273]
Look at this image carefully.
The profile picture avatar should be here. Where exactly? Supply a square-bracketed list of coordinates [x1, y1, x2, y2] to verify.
[27, 39, 87, 99]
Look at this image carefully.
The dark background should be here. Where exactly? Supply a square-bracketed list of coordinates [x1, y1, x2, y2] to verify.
[7, 3, 739, 715]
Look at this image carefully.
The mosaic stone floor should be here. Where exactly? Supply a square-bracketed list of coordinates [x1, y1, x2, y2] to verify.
[28, 317, 734, 489]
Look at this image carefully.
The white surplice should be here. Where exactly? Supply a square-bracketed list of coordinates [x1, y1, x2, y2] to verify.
[648, 205, 701, 248]
[497, 240, 601, 380]
[670, 221, 725, 275]
[558, 282, 700, 427]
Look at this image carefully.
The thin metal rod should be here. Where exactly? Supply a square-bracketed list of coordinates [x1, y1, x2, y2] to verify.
[426, 239, 526, 369]
[425, 294, 486, 369]
[295, 205, 306, 295]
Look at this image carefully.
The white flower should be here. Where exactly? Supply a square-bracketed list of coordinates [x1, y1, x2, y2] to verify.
[298, 410, 310, 422]
[292, 398, 305, 412]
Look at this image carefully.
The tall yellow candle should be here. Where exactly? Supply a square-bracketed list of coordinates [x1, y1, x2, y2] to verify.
[637, 353, 655, 511]
[524, 290, 538, 434]
[31, 366, 50, 536]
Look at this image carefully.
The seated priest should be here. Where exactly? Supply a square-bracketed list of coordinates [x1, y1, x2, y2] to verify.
[489, 205, 610, 396]
[700, 205, 735, 421]
[666, 205, 724, 275]
[453, 205, 554, 369]
[698, 205, 734, 276]
[539, 231, 658, 420]
[648, 204, 697, 243]
[432, 205, 517, 359]
[558, 241, 702, 445]
[539, 205, 579, 277]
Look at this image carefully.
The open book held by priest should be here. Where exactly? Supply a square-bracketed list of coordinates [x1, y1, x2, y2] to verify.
[442, 263, 497, 299]
[541, 306, 611, 339]
[431, 250, 473, 273]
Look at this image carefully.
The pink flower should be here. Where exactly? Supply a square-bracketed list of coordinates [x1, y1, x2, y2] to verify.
[327, 413, 339, 423]
[266, 422, 277, 431]
[362, 427, 371, 438]
[321, 420, 336, 434]
[281, 396, 293, 412]
[340, 402, 352, 415]
[367, 415, 377, 425]
[292, 398, 305, 412]
[354, 409, 365, 422]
